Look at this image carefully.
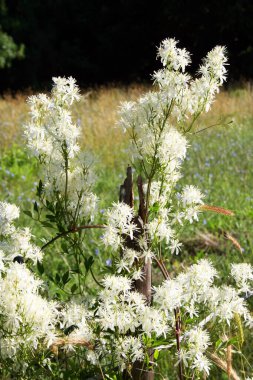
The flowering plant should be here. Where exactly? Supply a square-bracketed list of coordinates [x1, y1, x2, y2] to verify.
[0, 38, 252, 380]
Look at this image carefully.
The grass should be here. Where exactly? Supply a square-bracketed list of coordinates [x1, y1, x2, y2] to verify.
[0, 84, 253, 379]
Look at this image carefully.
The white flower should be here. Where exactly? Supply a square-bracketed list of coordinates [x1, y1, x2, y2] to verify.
[131, 267, 144, 281]
[102, 202, 138, 250]
[157, 128, 188, 167]
[141, 307, 169, 337]
[157, 38, 191, 72]
[191, 353, 211, 375]
[102, 275, 132, 295]
[170, 239, 182, 255]
[181, 185, 204, 206]
[231, 263, 253, 293]
[115, 336, 144, 370]
[184, 206, 200, 224]
[186, 327, 210, 353]
[141, 249, 155, 263]
[207, 286, 247, 324]
[154, 278, 183, 312]
[0, 262, 58, 358]
[147, 218, 174, 244]
[0, 202, 19, 236]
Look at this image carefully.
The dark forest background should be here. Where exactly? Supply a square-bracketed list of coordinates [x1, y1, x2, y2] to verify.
[0, 0, 253, 91]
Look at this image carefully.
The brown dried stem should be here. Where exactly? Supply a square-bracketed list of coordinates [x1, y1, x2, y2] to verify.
[50, 337, 94, 356]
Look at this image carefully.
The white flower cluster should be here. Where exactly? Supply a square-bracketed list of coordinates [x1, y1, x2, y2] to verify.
[115, 336, 144, 371]
[119, 38, 227, 142]
[24, 77, 98, 222]
[145, 183, 204, 254]
[0, 263, 58, 359]
[61, 302, 93, 345]
[102, 202, 138, 250]
[231, 263, 253, 293]
[0, 202, 59, 361]
[97, 275, 168, 337]
[158, 37, 191, 71]
[181, 327, 211, 375]
[117, 38, 225, 257]
[25, 77, 81, 160]
[152, 259, 252, 375]
[0, 202, 42, 264]
[0, 201, 19, 236]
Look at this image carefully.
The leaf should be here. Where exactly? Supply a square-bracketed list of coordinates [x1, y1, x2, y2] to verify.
[62, 270, 70, 285]
[84, 256, 94, 272]
[33, 201, 39, 213]
[41, 221, 54, 228]
[71, 267, 82, 275]
[215, 338, 223, 350]
[154, 349, 159, 360]
[37, 260, 44, 275]
[71, 283, 78, 293]
[46, 214, 56, 221]
[46, 200, 55, 213]
[55, 273, 61, 284]
[36, 179, 43, 197]
[23, 210, 32, 218]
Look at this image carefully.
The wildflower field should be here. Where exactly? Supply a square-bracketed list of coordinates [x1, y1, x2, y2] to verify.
[1, 40, 253, 380]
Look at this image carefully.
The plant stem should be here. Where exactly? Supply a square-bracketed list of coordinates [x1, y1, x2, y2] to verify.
[41, 224, 105, 250]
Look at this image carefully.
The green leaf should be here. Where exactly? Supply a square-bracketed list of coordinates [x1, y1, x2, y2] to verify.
[84, 256, 94, 272]
[71, 283, 78, 293]
[62, 270, 70, 285]
[215, 338, 223, 350]
[46, 214, 56, 221]
[33, 201, 39, 213]
[37, 260, 44, 275]
[23, 210, 32, 218]
[41, 221, 54, 228]
[55, 273, 61, 284]
[154, 349, 159, 360]
[46, 200, 54, 213]
[36, 180, 43, 197]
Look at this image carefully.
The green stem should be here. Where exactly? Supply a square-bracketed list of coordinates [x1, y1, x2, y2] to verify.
[41, 224, 105, 250]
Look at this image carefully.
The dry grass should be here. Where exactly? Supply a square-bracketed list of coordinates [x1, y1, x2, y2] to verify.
[0, 84, 253, 166]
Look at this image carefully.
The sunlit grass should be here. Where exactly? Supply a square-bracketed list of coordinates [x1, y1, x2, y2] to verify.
[0, 84, 253, 253]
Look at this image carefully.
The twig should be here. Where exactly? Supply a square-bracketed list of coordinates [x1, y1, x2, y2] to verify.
[207, 352, 241, 380]
[193, 120, 232, 135]
[41, 224, 105, 250]
[174, 308, 184, 380]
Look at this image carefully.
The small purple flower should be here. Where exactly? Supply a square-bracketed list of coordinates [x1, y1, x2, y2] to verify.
[106, 259, 112, 266]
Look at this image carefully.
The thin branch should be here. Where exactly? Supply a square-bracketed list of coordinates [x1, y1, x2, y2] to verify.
[174, 308, 184, 380]
[90, 266, 104, 288]
[153, 257, 169, 280]
[41, 224, 105, 250]
[193, 120, 232, 135]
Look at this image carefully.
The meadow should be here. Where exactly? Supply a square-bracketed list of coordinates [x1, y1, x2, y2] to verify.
[0, 84, 253, 379]
[1, 85, 253, 257]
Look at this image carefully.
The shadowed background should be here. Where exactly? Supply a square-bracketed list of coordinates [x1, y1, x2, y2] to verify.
[0, 0, 253, 90]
